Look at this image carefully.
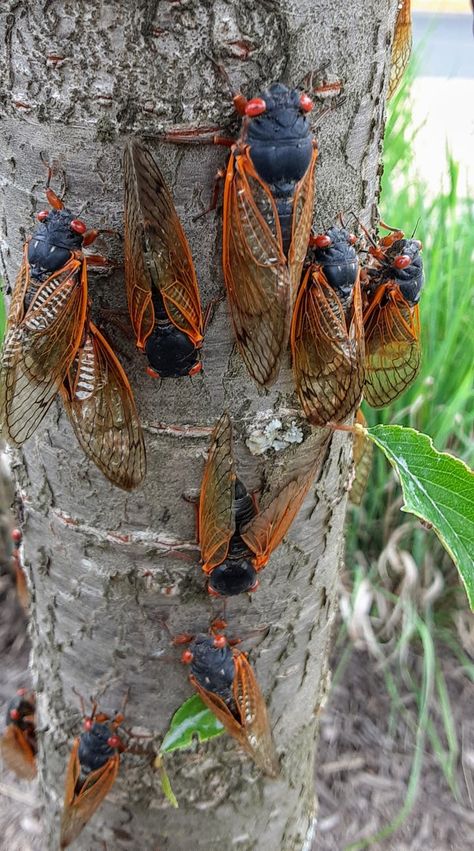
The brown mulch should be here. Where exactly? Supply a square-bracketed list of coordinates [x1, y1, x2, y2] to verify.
[315, 649, 474, 850]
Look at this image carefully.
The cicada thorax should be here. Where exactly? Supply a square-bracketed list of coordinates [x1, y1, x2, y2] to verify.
[187, 634, 236, 703]
[27, 208, 85, 283]
[310, 226, 360, 315]
[207, 478, 259, 597]
[243, 83, 315, 254]
[144, 286, 202, 379]
[23, 207, 85, 309]
[76, 721, 121, 784]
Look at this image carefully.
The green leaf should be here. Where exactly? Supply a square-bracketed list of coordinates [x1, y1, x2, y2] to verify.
[160, 694, 224, 753]
[154, 754, 179, 808]
[364, 424, 474, 610]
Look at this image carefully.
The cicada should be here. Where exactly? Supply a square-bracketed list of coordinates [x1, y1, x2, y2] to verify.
[0, 689, 37, 780]
[179, 630, 279, 777]
[222, 83, 318, 386]
[362, 227, 423, 407]
[0, 180, 90, 445]
[162, 80, 319, 386]
[60, 320, 146, 490]
[123, 140, 204, 379]
[291, 226, 365, 426]
[60, 702, 127, 848]
[0, 171, 146, 490]
[388, 0, 412, 99]
[198, 412, 317, 597]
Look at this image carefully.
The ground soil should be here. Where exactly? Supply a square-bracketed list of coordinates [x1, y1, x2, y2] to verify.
[0, 499, 472, 851]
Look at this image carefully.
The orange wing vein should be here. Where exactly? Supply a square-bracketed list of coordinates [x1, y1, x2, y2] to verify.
[0, 256, 88, 445]
[60, 322, 146, 490]
[222, 148, 291, 387]
[199, 412, 236, 572]
[388, 0, 412, 99]
[363, 283, 420, 407]
[123, 140, 203, 349]
[241, 463, 318, 568]
[291, 266, 365, 426]
[288, 145, 318, 304]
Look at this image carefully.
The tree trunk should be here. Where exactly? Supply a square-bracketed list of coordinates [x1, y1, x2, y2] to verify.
[0, 1, 399, 848]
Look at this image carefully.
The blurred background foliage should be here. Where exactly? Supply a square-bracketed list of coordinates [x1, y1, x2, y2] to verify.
[339, 63, 474, 847]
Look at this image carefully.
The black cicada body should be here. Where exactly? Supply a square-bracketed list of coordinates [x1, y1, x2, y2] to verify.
[222, 82, 318, 385]
[199, 413, 318, 597]
[291, 226, 365, 426]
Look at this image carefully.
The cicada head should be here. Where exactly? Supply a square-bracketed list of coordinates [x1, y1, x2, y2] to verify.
[28, 208, 86, 279]
[385, 238, 424, 305]
[310, 226, 359, 303]
[244, 82, 314, 186]
[208, 559, 259, 597]
[184, 634, 235, 702]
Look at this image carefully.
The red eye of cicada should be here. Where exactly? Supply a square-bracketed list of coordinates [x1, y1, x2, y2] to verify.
[393, 254, 411, 269]
[70, 219, 87, 234]
[10, 709, 21, 721]
[213, 635, 227, 649]
[84, 718, 94, 731]
[299, 93, 314, 112]
[37, 211, 49, 222]
[181, 649, 193, 664]
[107, 734, 121, 749]
[245, 98, 266, 117]
[349, 233, 357, 245]
[314, 234, 332, 248]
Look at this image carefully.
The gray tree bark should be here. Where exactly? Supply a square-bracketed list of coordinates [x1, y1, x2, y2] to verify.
[0, 1, 399, 849]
